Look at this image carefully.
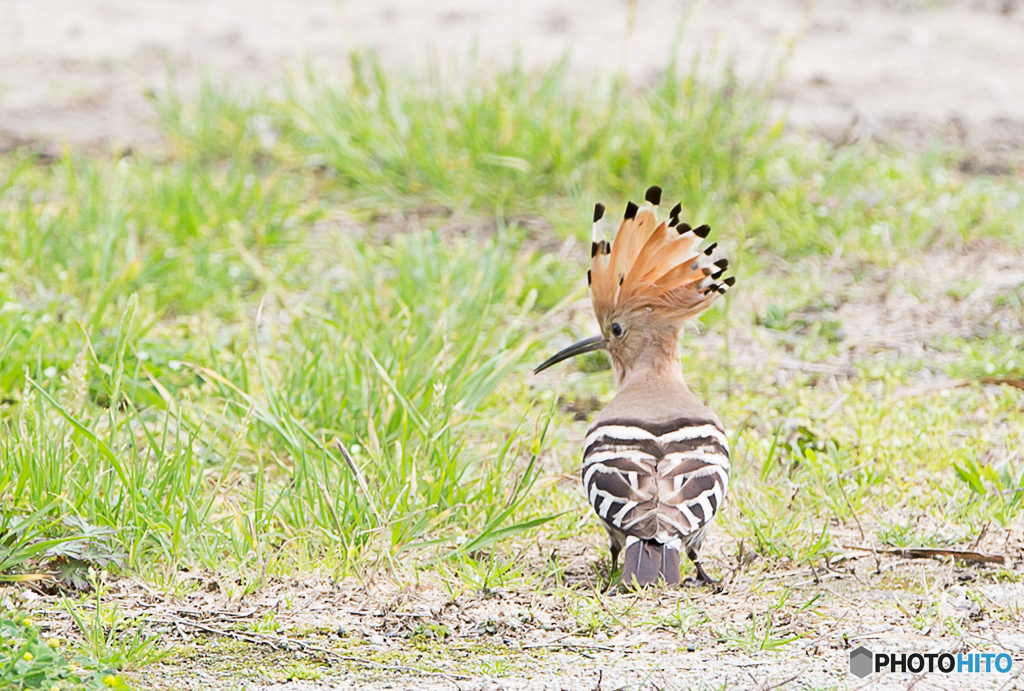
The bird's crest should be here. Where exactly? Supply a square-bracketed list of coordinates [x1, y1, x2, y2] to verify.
[588, 186, 734, 326]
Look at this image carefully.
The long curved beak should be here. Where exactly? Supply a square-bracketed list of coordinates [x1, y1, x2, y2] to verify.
[533, 335, 607, 374]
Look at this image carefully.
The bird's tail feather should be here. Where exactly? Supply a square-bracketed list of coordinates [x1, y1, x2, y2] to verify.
[621, 537, 681, 587]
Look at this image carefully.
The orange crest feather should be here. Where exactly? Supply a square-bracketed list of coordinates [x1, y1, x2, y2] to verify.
[589, 186, 734, 327]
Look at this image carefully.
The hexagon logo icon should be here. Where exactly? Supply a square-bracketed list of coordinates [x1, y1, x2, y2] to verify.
[850, 646, 873, 678]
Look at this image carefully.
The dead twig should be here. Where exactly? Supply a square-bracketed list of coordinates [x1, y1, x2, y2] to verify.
[335, 439, 387, 529]
[836, 476, 865, 542]
[757, 560, 861, 581]
[334, 438, 397, 583]
[841, 544, 1007, 566]
[894, 376, 1024, 399]
[522, 640, 619, 652]
[997, 656, 1024, 691]
[905, 672, 926, 691]
[764, 667, 808, 691]
[522, 634, 618, 652]
[153, 615, 471, 685]
[970, 521, 990, 551]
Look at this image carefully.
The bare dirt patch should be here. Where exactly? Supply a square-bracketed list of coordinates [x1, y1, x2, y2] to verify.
[7, 524, 1024, 690]
[2, 0, 1024, 166]
[723, 246, 1024, 378]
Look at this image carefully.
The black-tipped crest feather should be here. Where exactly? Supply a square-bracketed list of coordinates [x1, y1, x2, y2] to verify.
[587, 186, 736, 329]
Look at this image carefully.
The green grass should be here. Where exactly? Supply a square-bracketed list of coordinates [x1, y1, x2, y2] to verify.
[2, 49, 1024, 685]
[3, 49, 1023, 574]
[1, 604, 132, 690]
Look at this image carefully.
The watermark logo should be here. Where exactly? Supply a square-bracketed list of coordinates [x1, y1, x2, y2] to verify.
[850, 646, 873, 679]
[850, 645, 1013, 678]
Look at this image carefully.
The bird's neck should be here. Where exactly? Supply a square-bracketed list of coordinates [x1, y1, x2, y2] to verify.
[614, 330, 688, 391]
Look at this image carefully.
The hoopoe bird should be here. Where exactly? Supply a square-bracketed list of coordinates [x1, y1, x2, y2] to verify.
[534, 186, 734, 587]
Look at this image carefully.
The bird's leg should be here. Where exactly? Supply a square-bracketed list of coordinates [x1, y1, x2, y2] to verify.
[606, 541, 621, 591]
[682, 549, 718, 587]
[691, 560, 718, 585]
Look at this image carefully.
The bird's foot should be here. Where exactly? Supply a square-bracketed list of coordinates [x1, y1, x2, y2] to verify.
[681, 576, 714, 587]
[681, 562, 722, 590]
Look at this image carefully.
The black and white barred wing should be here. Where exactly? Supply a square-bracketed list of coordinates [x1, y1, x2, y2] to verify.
[582, 419, 730, 543]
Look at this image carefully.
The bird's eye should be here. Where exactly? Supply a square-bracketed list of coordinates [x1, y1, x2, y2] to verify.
[611, 323, 624, 338]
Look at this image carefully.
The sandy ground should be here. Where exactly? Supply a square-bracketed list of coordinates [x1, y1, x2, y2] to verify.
[9, 532, 1024, 691]
[2, 0, 1024, 164]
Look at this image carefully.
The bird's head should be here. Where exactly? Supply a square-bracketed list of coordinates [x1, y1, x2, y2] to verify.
[534, 186, 734, 384]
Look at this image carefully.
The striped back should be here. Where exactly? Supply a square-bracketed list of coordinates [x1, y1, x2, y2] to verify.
[583, 417, 730, 546]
